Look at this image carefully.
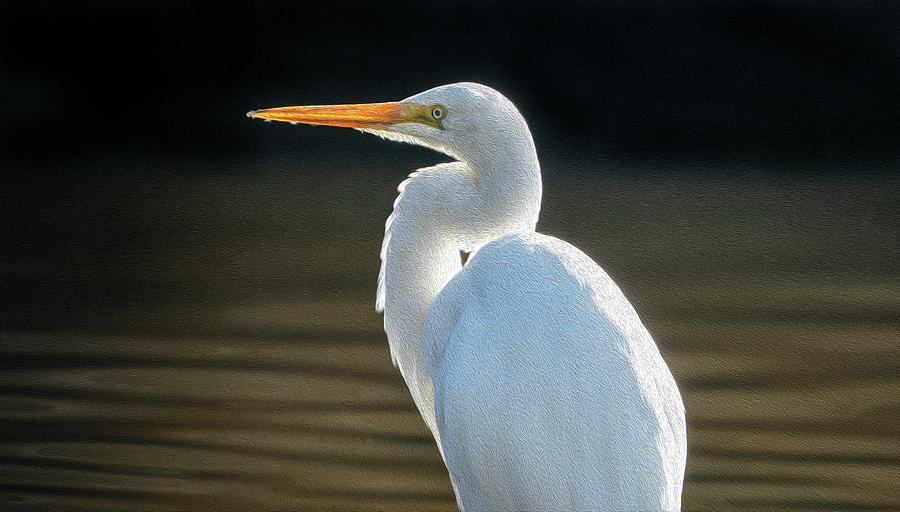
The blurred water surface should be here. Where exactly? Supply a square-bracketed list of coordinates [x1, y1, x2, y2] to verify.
[1, 167, 898, 511]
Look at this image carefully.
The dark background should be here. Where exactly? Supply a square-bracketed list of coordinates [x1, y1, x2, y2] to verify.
[3, 0, 899, 174]
[1, 1, 899, 511]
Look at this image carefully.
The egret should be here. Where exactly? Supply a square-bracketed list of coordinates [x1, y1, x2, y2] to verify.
[249, 82, 686, 511]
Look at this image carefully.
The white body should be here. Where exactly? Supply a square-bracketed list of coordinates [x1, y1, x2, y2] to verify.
[427, 232, 685, 511]
[369, 84, 686, 511]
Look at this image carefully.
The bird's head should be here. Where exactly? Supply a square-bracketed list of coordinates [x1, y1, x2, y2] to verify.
[248, 82, 532, 165]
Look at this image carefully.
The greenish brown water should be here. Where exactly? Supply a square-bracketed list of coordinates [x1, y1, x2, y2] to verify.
[1, 170, 898, 511]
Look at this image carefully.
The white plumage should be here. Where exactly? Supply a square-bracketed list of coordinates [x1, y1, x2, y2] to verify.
[250, 82, 686, 511]
[427, 232, 685, 511]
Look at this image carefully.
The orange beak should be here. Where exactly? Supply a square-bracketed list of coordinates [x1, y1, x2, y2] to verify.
[247, 101, 413, 130]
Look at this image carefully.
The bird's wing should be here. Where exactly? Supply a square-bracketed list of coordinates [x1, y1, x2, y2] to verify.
[424, 231, 686, 512]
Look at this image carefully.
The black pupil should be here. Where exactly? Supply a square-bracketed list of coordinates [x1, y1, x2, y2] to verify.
[433, 108, 441, 117]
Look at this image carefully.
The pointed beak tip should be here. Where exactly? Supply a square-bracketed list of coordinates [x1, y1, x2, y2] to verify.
[246, 110, 259, 119]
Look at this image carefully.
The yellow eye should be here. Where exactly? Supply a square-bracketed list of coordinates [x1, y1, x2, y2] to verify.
[431, 106, 445, 119]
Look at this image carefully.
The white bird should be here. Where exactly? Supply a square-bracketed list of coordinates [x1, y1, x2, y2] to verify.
[249, 82, 686, 511]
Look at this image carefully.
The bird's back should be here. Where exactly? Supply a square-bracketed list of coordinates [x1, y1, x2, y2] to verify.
[425, 231, 686, 512]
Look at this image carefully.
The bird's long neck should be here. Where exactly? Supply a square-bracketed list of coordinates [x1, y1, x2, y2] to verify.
[378, 135, 542, 444]
[377, 166, 465, 441]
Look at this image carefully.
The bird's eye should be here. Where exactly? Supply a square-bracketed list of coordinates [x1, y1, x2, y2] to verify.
[432, 107, 445, 119]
